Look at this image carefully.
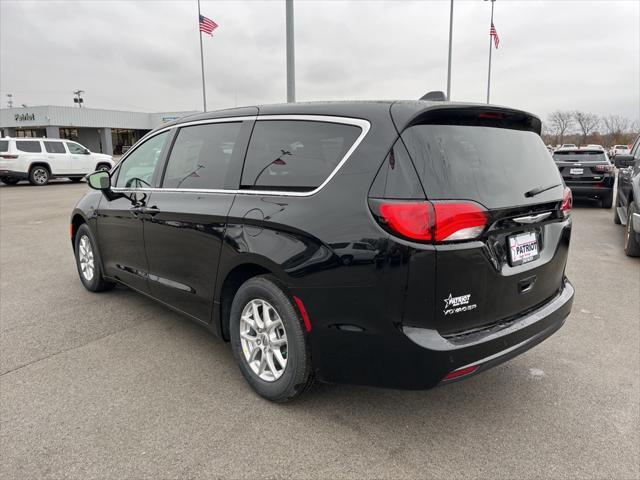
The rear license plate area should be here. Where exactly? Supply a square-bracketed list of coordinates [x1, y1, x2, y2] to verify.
[569, 168, 584, 175]
[508, 231, 540, 266]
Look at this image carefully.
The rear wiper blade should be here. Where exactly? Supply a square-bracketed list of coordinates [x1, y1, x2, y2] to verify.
[524, 183, 562, 198]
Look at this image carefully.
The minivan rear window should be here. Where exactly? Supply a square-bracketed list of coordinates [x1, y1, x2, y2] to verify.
[401, 125, 563, 208]
[0, 140, 8, 152]
[241, 120, 361, 191]
[16, 141, 42, 153]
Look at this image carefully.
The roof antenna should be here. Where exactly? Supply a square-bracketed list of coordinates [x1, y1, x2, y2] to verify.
[420, 91, 447, 101]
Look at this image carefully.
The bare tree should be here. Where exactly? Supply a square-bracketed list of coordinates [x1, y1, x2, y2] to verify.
[547, 111, 574, 145]
[573, 111, 600, 145]
[602, 115, 631, 145]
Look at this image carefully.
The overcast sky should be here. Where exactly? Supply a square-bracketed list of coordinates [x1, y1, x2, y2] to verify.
[1, 0, 638, 123]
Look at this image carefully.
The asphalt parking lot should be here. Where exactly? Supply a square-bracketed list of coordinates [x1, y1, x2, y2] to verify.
[1, 181, 638, 479]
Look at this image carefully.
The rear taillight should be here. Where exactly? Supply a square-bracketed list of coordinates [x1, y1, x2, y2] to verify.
[376, 201, 488, 243]
[0, 154, 18, 159]
[595, 164, 614, 172]
[561, 187, 573, 218]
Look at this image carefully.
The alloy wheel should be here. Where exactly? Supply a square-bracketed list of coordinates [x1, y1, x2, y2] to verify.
[239, 299, 288, 382]
[78, 235, 95, 281]
[33, 168, 48, 184]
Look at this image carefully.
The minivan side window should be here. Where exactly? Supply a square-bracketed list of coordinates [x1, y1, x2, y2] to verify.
[241, 120, 361, 191]
[44, 141, 66, 154]
[163, 122, 242, 189]
[0, 140, 8, 152]
[67, 142, 88, 154]
[16, 141, 42, 153]
[115, 131, 170, 188]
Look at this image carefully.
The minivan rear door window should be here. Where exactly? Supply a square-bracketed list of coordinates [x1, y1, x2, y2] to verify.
[401, 125, 563, 208]
[44, 141, 66, 154]
[16, 141, 42, 153]
[241, 120, 361, 191]
[163, 122, 242, 189]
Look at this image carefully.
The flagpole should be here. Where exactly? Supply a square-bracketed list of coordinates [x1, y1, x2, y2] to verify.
[446, 0, 454, 101]
[486, 0, 495, 104]
[197, 0, 207, 112]
[286, 0, 296, 103]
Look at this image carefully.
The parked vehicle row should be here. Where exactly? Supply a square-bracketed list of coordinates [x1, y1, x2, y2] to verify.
[71, 99, 574, 401]
[612, 134, 640, 256]
[0, 137, 113, 186]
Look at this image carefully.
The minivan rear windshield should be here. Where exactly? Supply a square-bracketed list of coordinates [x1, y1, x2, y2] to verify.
[553, 151, 606, 162]
[401, 125, 563, 208]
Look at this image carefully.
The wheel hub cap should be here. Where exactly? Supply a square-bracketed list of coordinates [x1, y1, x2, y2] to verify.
[78, 235, 95, 281]
[239, 299, 288, 382]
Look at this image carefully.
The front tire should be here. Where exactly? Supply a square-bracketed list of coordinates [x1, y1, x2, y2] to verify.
[624, 202, 640, 257]
[230, 275, 314, 402]
[28, 166, 50, 186]
[0, 177, 20, 185]
[74, 224, 115, 292]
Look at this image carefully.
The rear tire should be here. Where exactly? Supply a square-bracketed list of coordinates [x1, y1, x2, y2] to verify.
[230, 275, 314, 402]
[74, 224, 116, 292]
[28, 166, 50, 186]
[624, 202, 640, 257]
[0, 177, 19, 185]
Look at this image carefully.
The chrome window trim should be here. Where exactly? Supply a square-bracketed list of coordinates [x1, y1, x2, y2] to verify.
[110, 114, 371, 197]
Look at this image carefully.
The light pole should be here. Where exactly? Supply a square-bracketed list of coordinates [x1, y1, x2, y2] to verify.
[485, 0, 496, 104]
[286, 0, 295, 103]
[446, 0, 454, 101]
[73, 90, 84, 108]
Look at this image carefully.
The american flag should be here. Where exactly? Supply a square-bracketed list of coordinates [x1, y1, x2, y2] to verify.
[490, 22, 500, 49]
[199, 15, 218, 36]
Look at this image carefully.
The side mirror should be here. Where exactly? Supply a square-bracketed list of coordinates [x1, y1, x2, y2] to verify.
[614, 154, 634, 168]
[87, 170, 111, 190]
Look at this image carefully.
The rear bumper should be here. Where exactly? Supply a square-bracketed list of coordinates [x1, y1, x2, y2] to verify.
[312, 280, 574, 389]
[566, 184, 613, 198]
[0, 170, 27, 181]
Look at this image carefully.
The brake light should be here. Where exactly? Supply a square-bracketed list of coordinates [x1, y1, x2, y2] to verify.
[0, 154, 18, 159]
[561, 187, 573, 217]
[376, 201, 488, 243]
[478, 112, 506, 120]
[595, 164, 614, 172]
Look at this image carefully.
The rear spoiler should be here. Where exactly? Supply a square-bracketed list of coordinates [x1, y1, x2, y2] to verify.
[391, 102, 542, 135]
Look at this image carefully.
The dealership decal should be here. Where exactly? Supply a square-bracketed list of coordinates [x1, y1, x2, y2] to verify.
[443, 293, 477, 315]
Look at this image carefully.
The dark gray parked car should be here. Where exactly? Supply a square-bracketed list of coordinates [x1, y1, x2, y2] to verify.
[613, 135, 640, 256]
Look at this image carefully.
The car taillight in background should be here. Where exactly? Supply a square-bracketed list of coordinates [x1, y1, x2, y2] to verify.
[374, 200, 488, 243]
[561, 187, 573, 218]
[594, 164, 615, 172]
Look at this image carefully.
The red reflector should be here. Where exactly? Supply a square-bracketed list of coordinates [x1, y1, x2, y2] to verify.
[443, 365, 480, 380]
[561, 187, 572, 217]
[293, 296, 312, 332]
[379, 202, 433, 241]
[433, 203, 488, 241]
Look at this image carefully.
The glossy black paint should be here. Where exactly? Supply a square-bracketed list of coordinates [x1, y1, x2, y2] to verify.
[71, 100, 574, 389]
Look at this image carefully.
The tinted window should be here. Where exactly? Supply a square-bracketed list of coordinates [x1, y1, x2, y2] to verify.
[163, 123, 242, 189]
[115, 131, 170, 188]
[241, 121, 361, 191]
[553, 151, 607, 162]
[0, 141, 8, 152]
[67, 142, 87, 154]
[369, 138, 424, 199]
[402, 125, 563, 208]
[16, 141, 42, 153]
[44, 141, 66, 154]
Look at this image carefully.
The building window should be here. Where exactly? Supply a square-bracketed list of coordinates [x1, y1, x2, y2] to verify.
[59, 128, 79, 140]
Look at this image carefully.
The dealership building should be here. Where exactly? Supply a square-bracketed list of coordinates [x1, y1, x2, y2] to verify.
[0, 105, 197, 155]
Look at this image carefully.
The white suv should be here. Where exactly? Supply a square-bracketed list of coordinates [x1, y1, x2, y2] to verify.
[0, 137, 113, 186]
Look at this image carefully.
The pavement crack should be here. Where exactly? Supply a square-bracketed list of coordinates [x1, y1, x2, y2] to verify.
[0, 319, 152, 377]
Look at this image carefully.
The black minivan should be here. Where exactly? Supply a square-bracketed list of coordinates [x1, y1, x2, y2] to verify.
[71, 100, 574, 401]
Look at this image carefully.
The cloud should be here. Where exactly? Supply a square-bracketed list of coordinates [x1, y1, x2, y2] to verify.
[1, 0, 638, 123]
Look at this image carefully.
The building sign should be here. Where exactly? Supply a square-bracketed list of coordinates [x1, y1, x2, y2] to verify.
[161, 116, 179, 123]
[15, 113, 35, 122]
